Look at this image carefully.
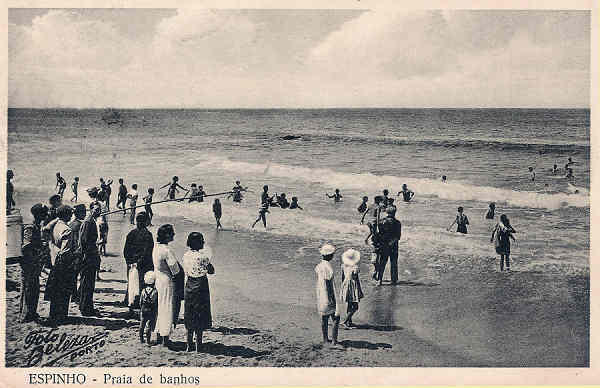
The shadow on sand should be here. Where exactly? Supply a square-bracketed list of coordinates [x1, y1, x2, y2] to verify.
[339, 340, 392, 350]
[166, 341, 270, 358]
[381, 280, 440, 287]
[64, 315, 139, 330]
[208, 326, 260, 335]
[353, 324, 403, 332]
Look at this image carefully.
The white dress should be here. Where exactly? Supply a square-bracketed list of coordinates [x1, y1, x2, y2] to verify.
[315, 260, 339, 316]
[152, 243, 180, 336]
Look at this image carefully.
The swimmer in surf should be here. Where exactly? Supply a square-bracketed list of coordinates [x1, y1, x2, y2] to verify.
[289, 196, 303, 210]
[528, 167, 536, 182]
[551, 164, 559, 175]
[229, 180, 248, 203]
[441, 175, 447, 183]
[448, 206, 469, 234]
[326, 189, 343, 203]
[159, 176, 188, 200]
[485, 202, 496, 220]
[357, 196, 368, 214]
[398, 184, 414, 202]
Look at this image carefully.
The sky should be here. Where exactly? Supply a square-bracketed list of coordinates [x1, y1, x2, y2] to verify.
[8, 9, 590, 108]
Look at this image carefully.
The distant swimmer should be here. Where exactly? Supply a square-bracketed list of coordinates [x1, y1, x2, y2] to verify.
[212, 199, 223, 230]
[448, 206, 469, 234]
[551, 164, 559, 175]
[441, 175, 447, 183]
[528, 167, 536, 182]
[276, 193, 290, 209]
[160, 176, 188, 200]
[357, 196, 368, 214]
[398, 184, 414, 202]
[55, 172, 67, 198]
[127, 184, 139, 225]
[189, 183, 205, 202]
[566, 157, 575, 167]
[289, 196, 303, 210]
[566, 168, 574, 180]
[229, 180, 248, 203]
[70, 177, 79, 202]
[326, 189, 343, 203]
[251, 203, 270, 229]
[485, 202, 496, 220]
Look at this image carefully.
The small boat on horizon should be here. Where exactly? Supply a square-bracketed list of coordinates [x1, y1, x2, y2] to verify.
[101, 108, 122, 125]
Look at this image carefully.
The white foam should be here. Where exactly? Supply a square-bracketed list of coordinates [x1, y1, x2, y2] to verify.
[194, 157, 589, 210]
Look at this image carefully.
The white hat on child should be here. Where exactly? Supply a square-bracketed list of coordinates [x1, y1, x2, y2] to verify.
[342, 249, 361, 265]
[144, 271, 155, 285]
[319, 243, 336, 256]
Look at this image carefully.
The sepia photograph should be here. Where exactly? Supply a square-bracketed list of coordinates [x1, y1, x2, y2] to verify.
[3, 4, 592, 376]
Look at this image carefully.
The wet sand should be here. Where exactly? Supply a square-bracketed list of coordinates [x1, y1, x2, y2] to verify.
[4, 192, 589, 367]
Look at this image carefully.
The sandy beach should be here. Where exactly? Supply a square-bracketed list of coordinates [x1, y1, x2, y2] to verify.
[4, 190, 589, 367]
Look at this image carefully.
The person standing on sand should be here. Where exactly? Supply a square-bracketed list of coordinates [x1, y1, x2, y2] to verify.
[19, 204, 50, 322]
[491, 214, 517, 272]
[55, 172, 67, 198]
[340, 249, 363, 329]
[78, 202, 102, 317]
[213, 199, 223, 230]
[123, 212, 154, 314]
[182, 232, 214, 352]
[70, 177, 79, 202]
[68, 204, 86, 303]
[143, 188, 154, 226]
[377, 206, 402, 285]
[139, 271, 158, 345]
[315, 244, 341, 347]
[7, 169, 16, 212]
[152, 224, 180, 348]
[43, 205, 76, 326]
[128, 184, 139, 225]
[117, 178, 128, 215]
[100, 178, 113, 210]
[382, 189, 390, 207]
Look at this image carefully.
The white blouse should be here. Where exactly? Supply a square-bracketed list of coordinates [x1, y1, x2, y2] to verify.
[182, 247, 212, 278]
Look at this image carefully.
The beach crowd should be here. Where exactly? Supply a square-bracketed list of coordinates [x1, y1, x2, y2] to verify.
[8, 156, 578, 350]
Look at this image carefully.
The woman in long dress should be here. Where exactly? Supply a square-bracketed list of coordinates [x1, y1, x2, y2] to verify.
[152, 224, 180, 347]
[182, 232, 214, 352]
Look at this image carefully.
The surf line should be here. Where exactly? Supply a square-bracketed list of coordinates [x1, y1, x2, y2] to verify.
[100, 190, 236, 217]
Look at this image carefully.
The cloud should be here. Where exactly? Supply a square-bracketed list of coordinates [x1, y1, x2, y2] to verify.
[8, 9, 590, 108]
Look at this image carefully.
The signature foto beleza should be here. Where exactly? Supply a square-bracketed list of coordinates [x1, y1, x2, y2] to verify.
[24, 329, 108, 367]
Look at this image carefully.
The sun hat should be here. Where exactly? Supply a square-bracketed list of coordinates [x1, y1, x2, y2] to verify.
[319, 243, 336, 256]
[144, 271, 155, 285]
[342, 249, 361, 265]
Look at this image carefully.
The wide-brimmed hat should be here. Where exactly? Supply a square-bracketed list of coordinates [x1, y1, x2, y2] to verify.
[342, 249, 361, 265]
[319, 243, 336, 256]
[144, 271, 155, 285]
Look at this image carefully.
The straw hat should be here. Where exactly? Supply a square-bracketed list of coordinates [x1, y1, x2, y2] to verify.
[319, 243, 336, 256]
[144, 271, 155, 285]
[342, 249, 361, 265]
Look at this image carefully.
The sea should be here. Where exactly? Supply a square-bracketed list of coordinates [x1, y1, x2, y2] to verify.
[7, 108, 590, 276]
